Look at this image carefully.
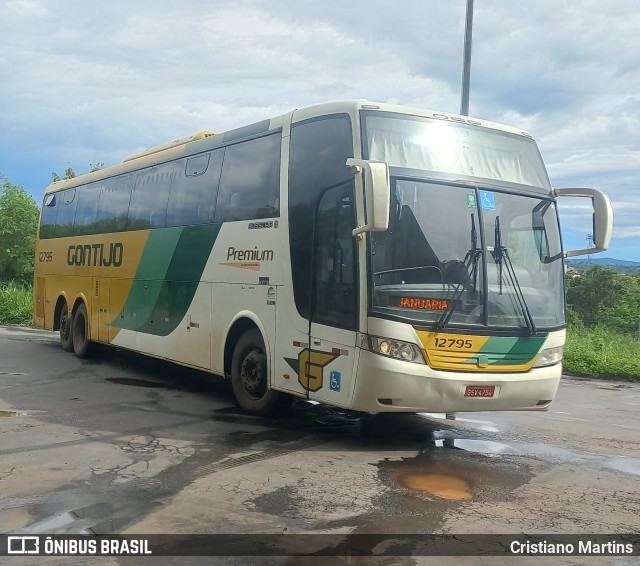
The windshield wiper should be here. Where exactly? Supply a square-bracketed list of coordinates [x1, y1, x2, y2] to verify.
[436, 213, 481, 331]
[491, 216, 537, 334]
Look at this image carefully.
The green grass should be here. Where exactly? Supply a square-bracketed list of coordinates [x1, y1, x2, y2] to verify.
[0, 281, 33, 326]
[564, 326, 640, 382]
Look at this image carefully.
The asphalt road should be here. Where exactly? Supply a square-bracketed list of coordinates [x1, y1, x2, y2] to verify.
[1, 325, 639, 565]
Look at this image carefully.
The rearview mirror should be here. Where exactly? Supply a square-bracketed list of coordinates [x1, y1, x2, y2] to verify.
[553, 187, 613, 257]
[346, 158, 390, 237]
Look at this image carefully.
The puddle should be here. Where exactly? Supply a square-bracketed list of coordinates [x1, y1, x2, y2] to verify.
[9, 337, 58, 344]
[419, 412, 500, 433]
[380, 445, 532, 505]
[105, 377, 177, 389]
[391, 438, 520, 500]
[0, 410, 19, 417]
[433, 438, 515, 455]
[21, 511, 81, 533]
[506, 440, 640, 477]
[17, 503, 121, 535]
[396, 472, 472, 500]
[429, 436, 640, 478]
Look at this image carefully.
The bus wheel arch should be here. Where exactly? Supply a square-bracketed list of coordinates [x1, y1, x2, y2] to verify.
[56, 295, 74, 352]
[225, 318, 287, 416]
[71, 299, 91, 358]
[224, 318, 258, 380]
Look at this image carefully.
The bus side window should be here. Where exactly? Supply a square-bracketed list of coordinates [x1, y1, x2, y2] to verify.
[53, 188, 78, 238]
[313, 183, 357, 330]
[166, 149, 223, 227]
[96, 174, 133, 232]
[39, 193, 58, 239]
[126, 162, 175, 230]
[288, 114, 354, 322]
[215, 134, 280, 222]
[73, 183, 100, 236]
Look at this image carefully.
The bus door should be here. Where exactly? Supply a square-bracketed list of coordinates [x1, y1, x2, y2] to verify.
[306, 182, 359, 408]
[167, 281, 212, 369]
[95, 276, 109, 343]
[106, 277, 135, 345]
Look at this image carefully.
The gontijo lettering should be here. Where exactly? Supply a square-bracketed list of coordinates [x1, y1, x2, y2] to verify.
[227, 246, 274, 261]
[67, 242, 123, 267]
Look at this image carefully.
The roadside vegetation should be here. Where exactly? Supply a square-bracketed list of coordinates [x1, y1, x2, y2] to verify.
[0, 281, 33, 326]
[0, 175, 39, 284]
[0, 173, 638, 380]
[564, 325, 640, 381]
[0, 175, 40, 327]
[564, 267, 640, 381]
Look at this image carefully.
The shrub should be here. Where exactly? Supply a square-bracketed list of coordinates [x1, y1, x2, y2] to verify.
[0, 282, 33, 326]
[564, 326, 640, 382]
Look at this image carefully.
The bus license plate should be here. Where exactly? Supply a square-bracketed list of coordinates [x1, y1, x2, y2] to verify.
[464, 385, 495, 398]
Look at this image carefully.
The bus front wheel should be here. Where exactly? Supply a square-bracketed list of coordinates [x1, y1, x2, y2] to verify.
[72, 303, 91, 358]
[60, 302, 74, 352]
[231, 329, 284, 416]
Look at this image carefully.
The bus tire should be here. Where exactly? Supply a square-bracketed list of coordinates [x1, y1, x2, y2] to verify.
[231, 328, 283, 416]
[60, 302, 74, 352]
[72, 303, 91, 358]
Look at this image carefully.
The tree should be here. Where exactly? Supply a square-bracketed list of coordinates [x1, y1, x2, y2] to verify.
[51, 162, 103, 182]
[51, 166, 76, 183]
[598, 274, 640, 333]
[0, 176, 40, 285]
[566, 266, 640, 333]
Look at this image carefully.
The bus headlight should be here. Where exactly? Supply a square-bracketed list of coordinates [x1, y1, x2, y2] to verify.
[369, 336, 425, 364]
[533, 346, 563, 368]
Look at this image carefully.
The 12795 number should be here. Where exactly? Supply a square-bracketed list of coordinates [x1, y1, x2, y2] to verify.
[434, 337, 473, 349]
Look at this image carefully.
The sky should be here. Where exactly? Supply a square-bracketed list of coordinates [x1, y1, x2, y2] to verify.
[1, 0, 638, 261]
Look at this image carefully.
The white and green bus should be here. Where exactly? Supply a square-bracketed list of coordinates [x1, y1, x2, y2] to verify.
[34, 100, 612, 415]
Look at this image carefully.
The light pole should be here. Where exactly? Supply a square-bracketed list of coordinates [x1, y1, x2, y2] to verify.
[460, 0, 474, 116]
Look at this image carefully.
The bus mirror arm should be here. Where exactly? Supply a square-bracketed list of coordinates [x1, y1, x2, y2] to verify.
[553, 188, 613, 257]
[346, 158, 391, 237]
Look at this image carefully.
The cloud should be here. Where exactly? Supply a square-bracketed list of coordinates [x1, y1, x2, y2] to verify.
[0, 0, 638, 260]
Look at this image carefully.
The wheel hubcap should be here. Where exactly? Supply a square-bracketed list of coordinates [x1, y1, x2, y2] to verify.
[240, 349, 265, 399]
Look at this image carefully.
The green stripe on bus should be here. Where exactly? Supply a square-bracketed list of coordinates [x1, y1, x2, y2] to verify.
[463, 335, 546, 365]
[112, 224, 220, 335]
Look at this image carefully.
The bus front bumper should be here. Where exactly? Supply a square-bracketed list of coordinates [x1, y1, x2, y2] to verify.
[350, 349, 561, 413]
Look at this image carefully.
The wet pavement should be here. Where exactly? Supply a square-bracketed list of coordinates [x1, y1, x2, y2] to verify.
[1, 325, 639, 565]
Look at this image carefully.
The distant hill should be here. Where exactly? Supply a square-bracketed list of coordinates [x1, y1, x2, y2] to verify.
[566, 257, 640, 274]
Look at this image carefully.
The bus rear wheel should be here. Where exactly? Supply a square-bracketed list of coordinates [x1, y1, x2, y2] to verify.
[231, 328, 285, 416]
[72, 303, 91, 358]
[59, 302, 74, 352]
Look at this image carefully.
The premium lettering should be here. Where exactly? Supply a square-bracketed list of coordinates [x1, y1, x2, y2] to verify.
[67, 242, 123, 267]
[226, 246, 274, 262]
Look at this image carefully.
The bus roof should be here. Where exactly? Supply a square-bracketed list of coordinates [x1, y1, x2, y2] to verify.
[43, 100, 535, 195]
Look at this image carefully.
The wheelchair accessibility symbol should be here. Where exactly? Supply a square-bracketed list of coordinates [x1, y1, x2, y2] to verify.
[479, 190, 495, 210]
[329, 371, 341, 392]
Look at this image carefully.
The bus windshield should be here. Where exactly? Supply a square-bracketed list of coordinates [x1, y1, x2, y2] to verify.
[363, 112, 551, 192]
[369, 179, 565, 331]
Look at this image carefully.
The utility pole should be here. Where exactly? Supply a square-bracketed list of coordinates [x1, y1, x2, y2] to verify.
[586, 233, 594, 260]
[460, 0, 474, 116]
